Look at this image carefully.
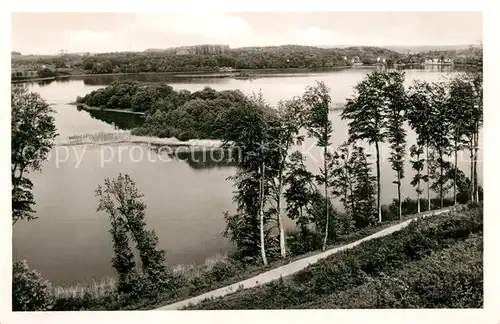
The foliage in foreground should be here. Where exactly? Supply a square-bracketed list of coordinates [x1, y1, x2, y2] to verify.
[13, 260, 54, 311]
[301, 234, 482, 308]
[186, 206, 482, 309]
[11, 86, 57, 224]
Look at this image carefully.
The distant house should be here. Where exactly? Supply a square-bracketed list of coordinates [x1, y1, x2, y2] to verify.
[11, 68, 38, 78]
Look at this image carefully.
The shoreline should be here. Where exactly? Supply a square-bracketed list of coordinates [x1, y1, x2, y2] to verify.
[75, 103, 147, 116]
[11, 75, 72, 84]
[10, 64, 475, 84]
[14, 66, 356, 83]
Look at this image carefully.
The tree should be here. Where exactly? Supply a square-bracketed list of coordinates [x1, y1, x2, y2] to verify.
[284, 151, 316, 237]
[306, 190, 342, 243]
[427, 81, 453, 208]
[407, 81, 434, 211]
[342, 71, 387, 223]
[470, 72, 483, 202]
[428, 150, 453, 207]
[12, 86, 57, 224]
[223, 171, 262, 263]
[12, 260, 54, 311]
[303, 81, 333, 251]
[95, 174, 174, 295]
[329, 142, 355, 221]
[268, 98, 308, 258]
[383, 70, 407, 219]
[409, 144, 426, 213]
[349, 146, 378, 228]
[448, 75, 475, 204]
[220, 94, 276, 264]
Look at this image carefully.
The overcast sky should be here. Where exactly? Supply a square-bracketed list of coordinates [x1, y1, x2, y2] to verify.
[11, 12, 482, 54]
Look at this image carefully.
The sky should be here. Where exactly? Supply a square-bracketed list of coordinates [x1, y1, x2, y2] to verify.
[11, 12, 482, 55]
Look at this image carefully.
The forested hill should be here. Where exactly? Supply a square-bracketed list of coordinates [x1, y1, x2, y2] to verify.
[12, 45, 402, 74]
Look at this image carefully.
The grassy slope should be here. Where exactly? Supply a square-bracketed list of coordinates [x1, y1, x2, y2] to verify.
[185, 206, 483, 309]
[128, 208, 442, 310]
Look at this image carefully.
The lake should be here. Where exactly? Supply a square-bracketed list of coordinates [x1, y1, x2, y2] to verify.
[12, 68, 483, 286]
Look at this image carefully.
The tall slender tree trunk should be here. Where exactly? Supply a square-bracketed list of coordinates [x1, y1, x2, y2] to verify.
[417, 182, 421, 214]
[299, 208, 306, 238]
[454, 143, 458, 205]
[453, 131, 459, 205]
[417, 150, 421, 214]
[322, 145, 329, 251]
[344, 163, 355, 228]
[470, 138, 475, 202]
[440, 153, 444, 208]
[375, 141, 382, 223]
[474, 127, 479, 202]
[397, 171, 402, 219]
[426, 144, 431, 211]
[276, 166, 286, 258]
[259, 160, 268, 266]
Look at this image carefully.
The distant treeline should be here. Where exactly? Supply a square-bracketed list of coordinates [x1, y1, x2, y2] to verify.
[13, 45, 483, 75]
[15, 45, 404, 74]
[396, 46, 483, 66]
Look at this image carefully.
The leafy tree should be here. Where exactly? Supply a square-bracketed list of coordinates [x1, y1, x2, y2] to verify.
[11, 86, 57, 224]
[383, 70, 407, 219]
[349, 146, 378, 228]
[469, 72, 483, 202]
[329, 142, 355, 229]
[409, 145, 426, 213]
[95, 174, 174, 295]
[284, 151, 316, 237]
[427, 81, 453, 208]
[407, 81, 434, 211]
[303, 81, 333, 251]
[268, 98, 308, 258]
[221, 94, 276, 265]
[306, 191, 342, 243]
[448, 75, 475, 204]
[13, 260, 54, 311]
[342, 71, 388, 223]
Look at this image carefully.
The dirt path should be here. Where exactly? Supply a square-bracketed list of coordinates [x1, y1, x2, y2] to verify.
[155, 207, 453, 310]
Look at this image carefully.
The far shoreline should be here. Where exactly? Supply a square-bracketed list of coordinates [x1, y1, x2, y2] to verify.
[12, 66, 361, 84]
[10, 64, 469, 85]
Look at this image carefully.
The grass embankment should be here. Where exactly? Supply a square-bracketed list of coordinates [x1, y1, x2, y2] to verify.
[184, 205, 483, 309]
[51, 200, 462, 311]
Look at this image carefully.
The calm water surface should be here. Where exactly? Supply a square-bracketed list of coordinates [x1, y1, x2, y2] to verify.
[12, 68, 483, 286]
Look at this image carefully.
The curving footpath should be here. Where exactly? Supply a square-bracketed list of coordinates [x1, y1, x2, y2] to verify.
[155, 207, 453, 310]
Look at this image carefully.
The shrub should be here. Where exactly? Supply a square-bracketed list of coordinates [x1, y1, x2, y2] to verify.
[52, 290, 123, 311]
[188, 257, 243, 295]
[286, 227, 323, 256]
[12, 260, 54, 311]
[382, 197, 455, 221]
